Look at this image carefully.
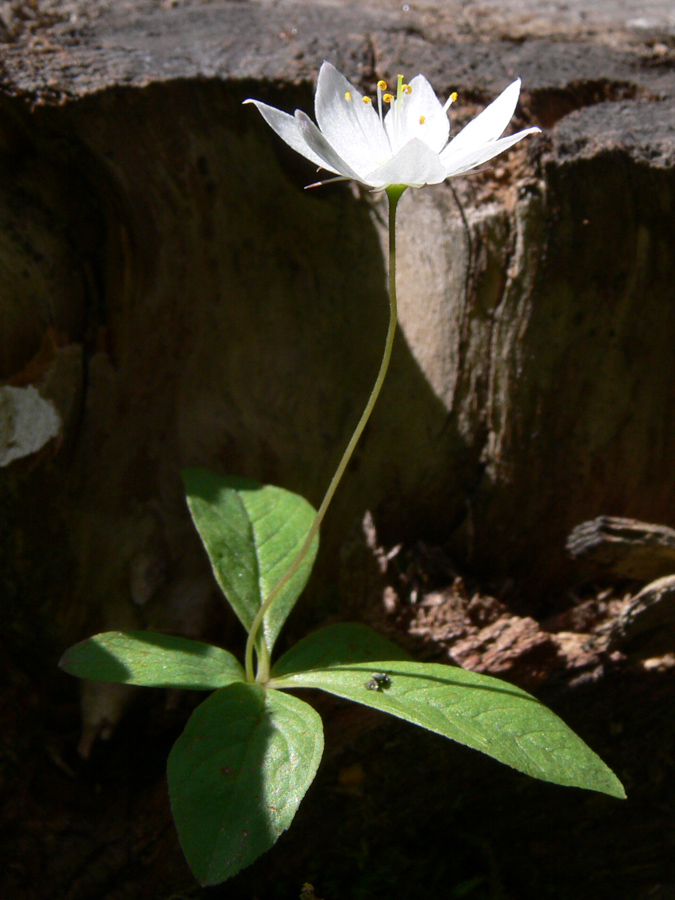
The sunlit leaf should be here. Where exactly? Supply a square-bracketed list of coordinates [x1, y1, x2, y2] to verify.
[272, 660, 625, 798]
[168, 682, 323, 885]
[59, 631, 245, 689]
[183, 468, 318, 656]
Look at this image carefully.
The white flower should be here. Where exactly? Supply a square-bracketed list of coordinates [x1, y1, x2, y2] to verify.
[244, 61, 540, 190]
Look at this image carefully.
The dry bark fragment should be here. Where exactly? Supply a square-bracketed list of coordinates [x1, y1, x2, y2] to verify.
[567, 516, 675, 582]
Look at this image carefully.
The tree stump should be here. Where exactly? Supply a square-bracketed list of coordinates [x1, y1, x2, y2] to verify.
[2, 2, 675, 899]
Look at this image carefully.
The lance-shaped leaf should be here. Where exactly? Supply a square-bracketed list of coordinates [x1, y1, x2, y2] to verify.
[271, 660, 625, 799]
[272, 622, 411, 676]
[168, 682, 324, 885]
[183, 468, 318, 656]
[59, 631, 245, 689]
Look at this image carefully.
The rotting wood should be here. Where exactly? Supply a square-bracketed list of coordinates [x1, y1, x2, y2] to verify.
[567, 516, 675, 582]
[2, 3, 675, 648]
[2, 5, 675, 896]
[602, 574, 675, 656]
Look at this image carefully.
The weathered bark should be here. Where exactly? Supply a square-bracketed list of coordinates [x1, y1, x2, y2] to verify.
[3, 1, 675, 649]
[568, 516, 675, 582]
[2, 2, 675, 898]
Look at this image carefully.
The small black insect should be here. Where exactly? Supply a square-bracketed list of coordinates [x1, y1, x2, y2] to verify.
[364, 672, 391, 692]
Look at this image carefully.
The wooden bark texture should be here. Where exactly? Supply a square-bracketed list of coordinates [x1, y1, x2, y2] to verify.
[3, 1, 675, 657]
[1, 8, 675, 641]
[568, 516, 675, 582]
[2, 4, 675, 899]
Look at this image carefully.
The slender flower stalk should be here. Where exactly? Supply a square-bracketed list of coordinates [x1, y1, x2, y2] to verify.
[244, 64, 541, 681]
[246, 184, 406, 683]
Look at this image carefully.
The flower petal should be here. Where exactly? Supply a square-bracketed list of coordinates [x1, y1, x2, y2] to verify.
[243, 99, 333, 171]
[444, 79, 523, 157]
[442, 126, 541, 177]
[364, 138, 447, 189]
[314, 62, 390, 175]
[294, 110, 362, 180]
[384, 74, 449, 155]
[246, 65, 539, 191]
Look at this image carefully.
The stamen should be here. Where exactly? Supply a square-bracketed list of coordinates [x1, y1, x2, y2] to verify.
[362, 96, 372, 104]
[402, 84, 412, 95]
[394, 75, 405, 145]
[345, 91, 352, 101]
[443, 91, 459, 113]
[376, 78, 393, 152]
[377, 80, 387, 125]
[419, 115, 426, 124]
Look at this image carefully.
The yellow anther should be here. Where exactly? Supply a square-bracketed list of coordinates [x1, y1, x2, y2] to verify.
[451, 91, 458, 102]
[377, 80, 387, 91]
[403, 84, 412, 94]
[383, 93, 394, 103]
[419, 115, 426, 124]
[345, 91, 352, 101]
[362, 96, 372, 104]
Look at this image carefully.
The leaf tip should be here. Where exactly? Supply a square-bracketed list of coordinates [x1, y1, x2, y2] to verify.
[584, 762, 626, 800]
[607, 777, 627, 800]
[58, 642, 84, 677]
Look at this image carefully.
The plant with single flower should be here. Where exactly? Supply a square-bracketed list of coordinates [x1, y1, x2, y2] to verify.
[60, 62, 623, 887]
[245, 61, 540, 190]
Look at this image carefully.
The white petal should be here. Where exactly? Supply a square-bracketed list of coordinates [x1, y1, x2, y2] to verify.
[364, 138, 447, 188]
[442, 126, 541, 177]
[384, 74, 449, 154]
[244, 99, 333, 171]
[314, 61, 390, 175]
[444, 79, 522, 157]
[294, 110, 362, 180]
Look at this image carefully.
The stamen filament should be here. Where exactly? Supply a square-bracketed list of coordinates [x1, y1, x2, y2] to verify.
[443, 91, 458, 113]
[395, 74, 404, 144]
[377, 80, 387, 124]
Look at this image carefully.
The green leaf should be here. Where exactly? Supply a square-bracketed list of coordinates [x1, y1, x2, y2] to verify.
[272, 660, 625, 799]
[167, 682, 323, 885]
[183, 468, 318, 656]
[272, 622, 411, 676]
[59, 631, 245, 689]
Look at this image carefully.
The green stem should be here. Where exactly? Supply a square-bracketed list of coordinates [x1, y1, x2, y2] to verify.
[245, 185, 407, 683]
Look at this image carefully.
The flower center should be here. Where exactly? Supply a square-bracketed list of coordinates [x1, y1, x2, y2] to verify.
[368, 76, 459, 158]
[375, 75, 413, 153]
